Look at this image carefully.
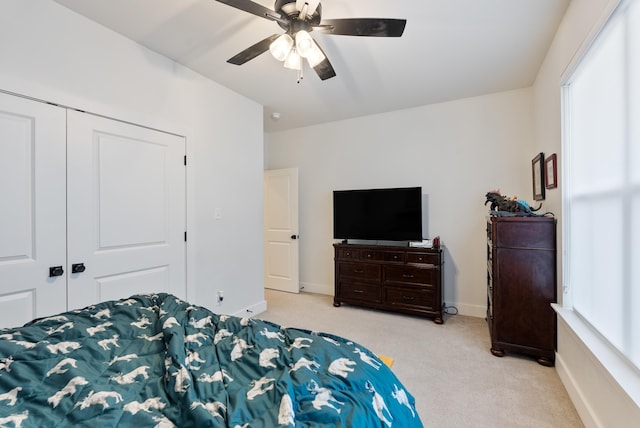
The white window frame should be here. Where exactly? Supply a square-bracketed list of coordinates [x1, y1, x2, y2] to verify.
[558, 0, 640, 407]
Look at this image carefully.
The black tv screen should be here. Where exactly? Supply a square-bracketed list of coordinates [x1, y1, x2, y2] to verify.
[333, 187, 423, 241]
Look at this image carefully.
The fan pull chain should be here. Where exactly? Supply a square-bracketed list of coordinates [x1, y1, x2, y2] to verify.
[297, 68, 303, 84]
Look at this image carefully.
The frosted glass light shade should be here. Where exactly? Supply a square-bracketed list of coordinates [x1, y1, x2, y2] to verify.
[295, 31, 314, 57]
[284, 49, 302, 70]
[305, 42, 326, 67]
[269, 34, 294, 62]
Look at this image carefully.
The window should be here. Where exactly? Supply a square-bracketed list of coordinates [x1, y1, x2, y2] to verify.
[564, 0, 639, 369]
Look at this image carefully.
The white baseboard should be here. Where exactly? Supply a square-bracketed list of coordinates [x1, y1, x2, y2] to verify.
[447, 302, 486, 318]
[232, 299, 267, 318]
[555, 351, 598, 428]
[299, 281, 332, 295]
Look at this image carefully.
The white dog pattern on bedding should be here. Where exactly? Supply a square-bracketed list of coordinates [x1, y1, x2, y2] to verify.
[0, 356, 14, 374]
[48, 376, 89, 408]
[366, 381, 393, 427]
[391, 384, 415, 417]
[328, 357, 357, 378]
[308, 379, 344, 413]
[190, 400, 227, 418]
[124, 397, 166, 415]
[0, 387, 21, 406]
[46, 358, 78, 377]
[109, 365, 151, 384]
[46, 341, 81, 354]
[259, 348, 280, 368]
[197, 369, 234, 384]
[74, 390, 123, 410]
[278, 394, 295, 425]
[0, 410, 28, 428]
[247, 377, 276, 400]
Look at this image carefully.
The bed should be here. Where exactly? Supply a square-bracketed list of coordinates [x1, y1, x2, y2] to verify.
[0, 293, 423, 427]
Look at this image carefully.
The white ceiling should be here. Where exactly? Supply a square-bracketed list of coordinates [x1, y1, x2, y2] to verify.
[53, 0, 570, 132]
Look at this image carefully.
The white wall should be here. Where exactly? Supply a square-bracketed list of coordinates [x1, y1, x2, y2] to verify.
[265, 88, 535, 316]
[0, 0, 265, 315]
[532, 0, 640, 425]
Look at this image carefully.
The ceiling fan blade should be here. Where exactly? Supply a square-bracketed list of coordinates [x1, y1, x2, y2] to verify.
[227, 34, 281, 65]
[311, 42, 336, 81]
[317, 18, 407, 37]
[214, 0, 281, 21]
[313, 58, 336, 80]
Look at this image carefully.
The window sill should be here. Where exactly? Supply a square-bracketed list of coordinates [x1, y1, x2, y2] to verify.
[552, 304, 640, 408]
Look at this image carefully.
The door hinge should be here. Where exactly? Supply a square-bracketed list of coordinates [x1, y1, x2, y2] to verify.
[184, 231, 187, 242]
[184, 155, 187, 166]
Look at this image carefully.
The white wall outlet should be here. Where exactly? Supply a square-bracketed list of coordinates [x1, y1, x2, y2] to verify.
[217, 290, 224, 304]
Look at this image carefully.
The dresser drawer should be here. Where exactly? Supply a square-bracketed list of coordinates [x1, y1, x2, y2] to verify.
[337, 262, 381, 282]
[360, 249, 383, 261]
[338, 281, 381, 303]
[337, 248, 360, 260]
[383, 265, 435, 286]
[384, 286, 435, 310]
[406, 252, 439, 265]
[383, 251, 404, 263]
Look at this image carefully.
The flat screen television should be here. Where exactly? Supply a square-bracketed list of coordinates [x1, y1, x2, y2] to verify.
[333, 186, 423, 241]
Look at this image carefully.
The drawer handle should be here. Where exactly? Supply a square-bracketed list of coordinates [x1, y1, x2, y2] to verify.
[354, 269, 365, 273]
[403, 296, 415, 301]
[402, 274, 414, 278]
[418, 257, 424, 262]
[366, 254, 372, 258]
[346, 252, 351, 256]
[353, 290, 364, 294]
[392, 255, 399, 260]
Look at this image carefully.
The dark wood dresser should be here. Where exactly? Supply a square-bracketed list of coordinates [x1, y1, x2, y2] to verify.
[486, 216, 557, 366]
[333, 243, 443, 324]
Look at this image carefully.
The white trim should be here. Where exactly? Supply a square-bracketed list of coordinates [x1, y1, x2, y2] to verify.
[555, 351, 600, 428]
[559, 0, 622, 83]
[553, 304, 640, 407]
[234, 300, 268, 318]
[450, 302, 486, 318]
[298, 281, 330, 295]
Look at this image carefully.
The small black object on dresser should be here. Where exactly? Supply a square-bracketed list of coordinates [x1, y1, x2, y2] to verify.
[333, 243, 444, 324]
[486, 216, 557, 366]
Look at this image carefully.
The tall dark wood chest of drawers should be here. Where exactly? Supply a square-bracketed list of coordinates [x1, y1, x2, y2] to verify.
[333, 243, 443, 324]
[486, 216, 557, 366]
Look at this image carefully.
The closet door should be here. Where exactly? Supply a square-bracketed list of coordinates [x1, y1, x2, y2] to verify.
[0, 93, 67, 328]
[66, 111, 186, 310]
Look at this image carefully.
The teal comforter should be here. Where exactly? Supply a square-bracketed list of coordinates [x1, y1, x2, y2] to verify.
[0, 293, 422, 427]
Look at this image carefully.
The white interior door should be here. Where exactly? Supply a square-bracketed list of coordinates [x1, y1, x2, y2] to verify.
[66, 111, 186, 310]
[0, 92, 67, 328]
[264, 168, 299, 293]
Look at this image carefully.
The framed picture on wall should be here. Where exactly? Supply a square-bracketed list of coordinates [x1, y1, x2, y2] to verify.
[532, 152, 545, 201]
[545, 153, 558, 189]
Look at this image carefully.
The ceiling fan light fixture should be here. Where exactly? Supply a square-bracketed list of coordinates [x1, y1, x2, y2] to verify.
[283, 48, 302, 70]
[295, 30, 314, 57]
[269, 33, 294, 61]
[305, 41, 325, 67]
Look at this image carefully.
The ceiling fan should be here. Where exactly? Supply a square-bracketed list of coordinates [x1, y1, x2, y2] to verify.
[215, 0, 407, 82]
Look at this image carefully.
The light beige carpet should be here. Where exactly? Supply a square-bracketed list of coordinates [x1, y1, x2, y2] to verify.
[259, 289, 584, 428]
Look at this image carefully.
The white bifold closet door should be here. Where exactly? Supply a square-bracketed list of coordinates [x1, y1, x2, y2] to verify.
[66, 111, 186, 310]
[0, 92, 67, 327]
[0, 92, 186, 328]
